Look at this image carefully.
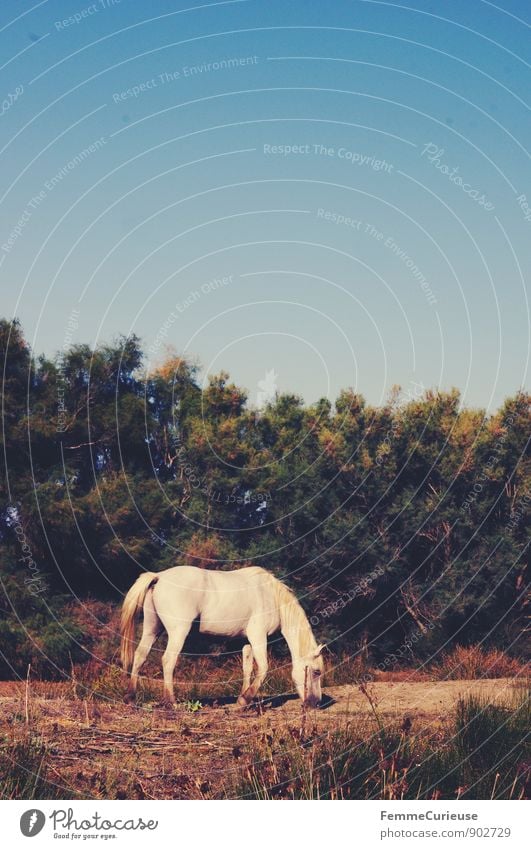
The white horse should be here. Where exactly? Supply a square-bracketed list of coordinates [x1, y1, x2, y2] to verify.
[120, 565, 325, 707]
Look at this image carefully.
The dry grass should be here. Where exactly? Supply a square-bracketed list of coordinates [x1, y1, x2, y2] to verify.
[1, 644, 525, 706]
[229, 684, 530, 800]
[434, 645, 528, 681]
[2, 679, 527, 800]
[1, 637, 526, 801]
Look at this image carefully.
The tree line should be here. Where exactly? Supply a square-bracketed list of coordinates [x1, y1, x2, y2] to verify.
[0, 318, 528, 677]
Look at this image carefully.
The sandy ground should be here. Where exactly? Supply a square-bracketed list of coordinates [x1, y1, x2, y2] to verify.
[0, 678, 520, 798]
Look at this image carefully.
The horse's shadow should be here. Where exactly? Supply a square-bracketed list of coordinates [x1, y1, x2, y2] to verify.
[199, 691, 336, 711]
[318, 692, 336, 710]
[199, 695, 238, 708]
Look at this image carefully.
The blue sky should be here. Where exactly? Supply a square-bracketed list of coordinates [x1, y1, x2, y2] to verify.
[1, 0, 529, 410]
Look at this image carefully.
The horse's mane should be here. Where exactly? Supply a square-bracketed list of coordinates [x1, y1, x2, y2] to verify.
[244, 566, 317, 658]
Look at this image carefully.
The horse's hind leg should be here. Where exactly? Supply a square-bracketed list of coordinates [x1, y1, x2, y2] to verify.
[161, 624, 190, 707]
[237, 644, 254, 707]
[127, 591, 161, 700]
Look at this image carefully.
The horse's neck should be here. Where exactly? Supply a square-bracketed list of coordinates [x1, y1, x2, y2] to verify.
[282, 628, 305, 665]
[279, 597, 317, 662]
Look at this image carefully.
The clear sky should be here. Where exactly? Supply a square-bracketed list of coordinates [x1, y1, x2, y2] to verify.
[1, 0, 529, 411]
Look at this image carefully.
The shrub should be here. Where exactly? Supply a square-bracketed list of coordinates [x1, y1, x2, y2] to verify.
[434, 645, 526, 680]
[0, 566, 86, 680]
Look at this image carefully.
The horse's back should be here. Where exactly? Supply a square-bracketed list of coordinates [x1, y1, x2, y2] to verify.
[156, 564, 207, 588]
[151, 565, 281, 637]
[155, 564, 269, 590]
[151, 566, 207, 626]
[201, 566, 277, 636]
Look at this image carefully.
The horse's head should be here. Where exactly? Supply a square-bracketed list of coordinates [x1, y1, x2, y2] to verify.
[292, 644, 325, 707]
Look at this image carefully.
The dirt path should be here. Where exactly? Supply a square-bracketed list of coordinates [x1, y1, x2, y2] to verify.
[323, 677, 517, 719]
[0, 678, 520, 799]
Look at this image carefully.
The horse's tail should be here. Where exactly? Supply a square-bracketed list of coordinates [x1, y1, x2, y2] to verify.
[120, 572, 158, 671]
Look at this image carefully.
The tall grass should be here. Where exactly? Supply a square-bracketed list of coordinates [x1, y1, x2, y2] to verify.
[435, 645, 527, 680]
[0, 736, 65, 799]
[228, 685, 530, 800]
[66, 643, 527, 706]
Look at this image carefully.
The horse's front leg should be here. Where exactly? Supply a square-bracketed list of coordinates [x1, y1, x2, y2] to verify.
[240, 631, 268, 704]
[237, 644, 254, 707]
[161, 625, 190, 707]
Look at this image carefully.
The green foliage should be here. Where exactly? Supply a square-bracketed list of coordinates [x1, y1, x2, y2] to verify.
[0, 563, 84, 679]
[1, 318, 529, 677]
[181, 699, 203, 712]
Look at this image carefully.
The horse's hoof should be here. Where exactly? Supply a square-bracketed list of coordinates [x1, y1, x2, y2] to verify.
[237, 695, 250, 708]
[161, 700, 178, 710]
[124, 691, 136, 704]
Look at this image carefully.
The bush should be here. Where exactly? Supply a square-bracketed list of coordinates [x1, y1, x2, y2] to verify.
[0, 566, 86, 680]
[434, 645, 526, 680]
[0, 606, 84, 681]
